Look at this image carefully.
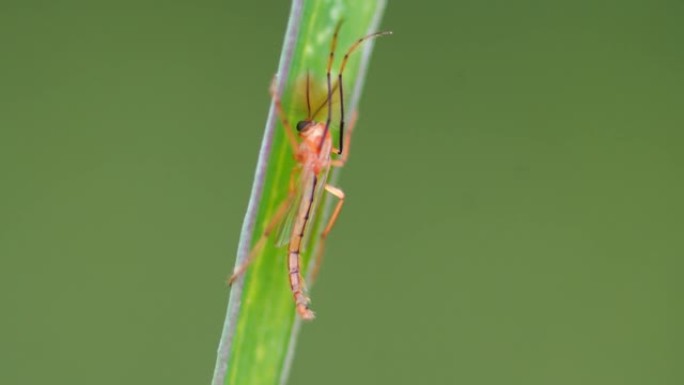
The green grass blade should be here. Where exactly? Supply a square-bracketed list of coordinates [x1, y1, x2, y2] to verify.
[212, 1, 388, 384]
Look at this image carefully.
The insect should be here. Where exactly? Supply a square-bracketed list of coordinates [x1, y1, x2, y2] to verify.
[229, 21, 391, 320]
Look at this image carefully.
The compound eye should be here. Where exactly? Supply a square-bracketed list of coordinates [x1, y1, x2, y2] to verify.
[296, 120, 310, 132]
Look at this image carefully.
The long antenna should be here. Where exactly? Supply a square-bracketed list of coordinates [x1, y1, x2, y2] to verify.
[335, 30, 392, 155]
[317, 25, 392, 153]
[319, 20, 344, 152]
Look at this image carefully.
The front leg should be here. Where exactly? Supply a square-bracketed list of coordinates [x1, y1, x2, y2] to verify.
[331, 110, 358, 167]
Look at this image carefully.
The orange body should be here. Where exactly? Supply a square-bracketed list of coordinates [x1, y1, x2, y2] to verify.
[287, 122, 332, 320]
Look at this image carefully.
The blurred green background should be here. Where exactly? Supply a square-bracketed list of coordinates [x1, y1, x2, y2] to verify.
[1, 1, 682, 384]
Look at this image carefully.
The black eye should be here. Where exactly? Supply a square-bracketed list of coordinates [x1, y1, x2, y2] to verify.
[296, 120, 309, 132]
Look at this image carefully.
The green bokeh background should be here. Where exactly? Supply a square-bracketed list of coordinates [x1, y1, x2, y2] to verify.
[1, 1, 682, 384]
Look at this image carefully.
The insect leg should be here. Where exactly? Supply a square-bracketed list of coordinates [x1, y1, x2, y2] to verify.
[331, 110, 357, 167]
[310, 184, 345, 285]
[270, 76, 300, 154]
[227, 168, 299, 285]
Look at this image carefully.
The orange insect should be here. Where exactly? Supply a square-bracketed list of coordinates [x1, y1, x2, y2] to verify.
[229, 21, 391, 320]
